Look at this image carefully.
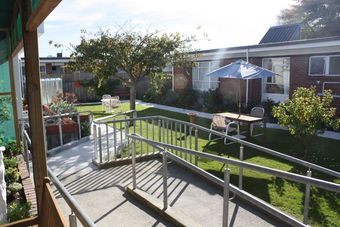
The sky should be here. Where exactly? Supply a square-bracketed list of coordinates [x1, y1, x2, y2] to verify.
[38, 0, 295, 57]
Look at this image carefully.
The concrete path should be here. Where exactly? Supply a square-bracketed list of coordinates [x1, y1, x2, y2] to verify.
[47, 137, 285, 227]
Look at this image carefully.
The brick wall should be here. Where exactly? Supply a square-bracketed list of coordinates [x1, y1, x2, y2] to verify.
[290, 55, 340, 115]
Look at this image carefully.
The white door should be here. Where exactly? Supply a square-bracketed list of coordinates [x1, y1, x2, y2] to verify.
[262, 57, 290, 103]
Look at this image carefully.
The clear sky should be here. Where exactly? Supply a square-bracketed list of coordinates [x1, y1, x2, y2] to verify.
[38, 0, 295, 57]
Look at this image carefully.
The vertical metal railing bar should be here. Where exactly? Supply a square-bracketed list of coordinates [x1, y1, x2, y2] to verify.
[152, 119, 155, 153]
[158, 119, 162, 143]
[189, 126, 192, 163]
[170, 121, 174, 153]
[166, 120, 169, 146]
[93, 124, 98, 161]
[179, 124, 182, 158]
[184, 125, 187, 161]
[98, 126, 102, 163]
[239, 145, 244, 190]
[223, 167, 230, 227]
[77, 113, 81, 139]
[120, 121, 123, 150]
[194, 128, 198, 166]
[58, 113, 63, 146]
[175, 122, 178, 156]
[113, 122, 117, 160]
[146, 120, 149, 155]
[303, 170, 312, 224]
[106, 123, 110, 161]
[132, 140, 137, 189]
[140, 120, 143, 156]
[163, 150, 168, 210]
[162, 119, 165, 144]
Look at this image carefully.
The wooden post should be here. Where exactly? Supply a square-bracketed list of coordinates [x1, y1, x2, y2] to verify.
[21, 0, 48, 213]
[8, 57, 21, 143]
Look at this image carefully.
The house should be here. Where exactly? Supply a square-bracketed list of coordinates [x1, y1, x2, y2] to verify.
[174, 24, 340, 113]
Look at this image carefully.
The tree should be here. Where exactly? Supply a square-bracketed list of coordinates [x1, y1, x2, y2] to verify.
[277, 0, 340, 38]
[273, 86, 339, 157]
[0, 96, 11, 145]
[66, 27, 194, 111]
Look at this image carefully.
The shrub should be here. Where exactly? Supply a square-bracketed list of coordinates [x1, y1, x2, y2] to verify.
[4, 140, 22, 158]
[50, 91, 78, 114]
[80, 121, 91, 137]
[7, 201, 31, 222]
[4, 157, 18, 168]
[5, 167, 21, 184]
[7, 182, 23, 195]
[273, 86, 340, 157]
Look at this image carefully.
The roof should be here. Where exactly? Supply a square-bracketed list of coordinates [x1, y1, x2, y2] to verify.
[259, 24, 301, 44]
[193, 36, 340, 54]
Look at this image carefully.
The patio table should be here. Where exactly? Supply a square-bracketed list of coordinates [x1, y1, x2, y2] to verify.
[216, 112, 266, 139]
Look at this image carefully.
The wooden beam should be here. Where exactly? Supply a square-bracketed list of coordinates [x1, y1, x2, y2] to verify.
[0, 28, 9, 31]
[8, 56, 21, 143]
[26, 0, 62, 31]
[1, 216, 39, 227]
[21, 0, 48, 214]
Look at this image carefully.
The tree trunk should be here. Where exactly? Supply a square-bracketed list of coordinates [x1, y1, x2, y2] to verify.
[129, 81, 137, 111]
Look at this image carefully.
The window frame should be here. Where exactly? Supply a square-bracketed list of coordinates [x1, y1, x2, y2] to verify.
[192, 61, 220, 91]
[309, 55, 340, 76]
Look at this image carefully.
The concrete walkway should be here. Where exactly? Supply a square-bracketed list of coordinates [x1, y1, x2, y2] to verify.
[47, 137, 286, 227]
[135, 100, 340, 141]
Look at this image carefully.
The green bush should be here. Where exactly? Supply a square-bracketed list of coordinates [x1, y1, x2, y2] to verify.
[7, 182, 23, 195]
[273, 86, 340, 157]
[7, 201, 31, 222]
[4, 140, 22, 158]
[49, 91, 77, 114]
[5, 167, 21, 184]
[4, 157, 18, 168]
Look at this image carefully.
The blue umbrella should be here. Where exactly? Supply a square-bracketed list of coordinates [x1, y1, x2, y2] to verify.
[205, 59, 278, 113]
[206, 60, 277, 79]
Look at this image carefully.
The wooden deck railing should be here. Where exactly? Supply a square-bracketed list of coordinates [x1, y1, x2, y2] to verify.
[3, 178, 67, 227]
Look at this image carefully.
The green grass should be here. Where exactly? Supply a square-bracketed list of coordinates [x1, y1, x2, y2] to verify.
[77, 103, 340, 226]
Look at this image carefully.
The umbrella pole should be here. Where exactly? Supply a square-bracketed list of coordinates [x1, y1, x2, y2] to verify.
[239, 80, 242, 114]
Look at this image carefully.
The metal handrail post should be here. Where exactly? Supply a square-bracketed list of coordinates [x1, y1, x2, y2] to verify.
[223, 168, 230, 227]
[303, 170, 312, 224]
[77, 113, 81, 139]
[132, 140, 137, 189]
[93, 124, 98, 160]
[58, 113, 63, 146]
[163, 150, 168, 210]
[98, 126, 102, 163]
[194, 128, 198, 166]
[239, 145, 244, 190]
[69, 211, 77, 227]
[106, 123, 109, 161]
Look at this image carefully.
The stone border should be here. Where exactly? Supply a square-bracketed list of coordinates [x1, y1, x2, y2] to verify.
[93, 153, 161, 169]
[47, 136, 90, 156]
[126, 186, 201, 227]
[17, 155, 37, 216]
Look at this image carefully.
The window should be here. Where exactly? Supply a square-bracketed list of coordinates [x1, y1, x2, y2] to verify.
[192, 61, 219, 91]
[309, 55, 340, 76]
[262, 58, 290, 95]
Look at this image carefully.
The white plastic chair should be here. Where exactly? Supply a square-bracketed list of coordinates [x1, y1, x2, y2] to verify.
[250, 107, 265, 137]
[102, 94, 112, 112]
[209, 115, 240, 144]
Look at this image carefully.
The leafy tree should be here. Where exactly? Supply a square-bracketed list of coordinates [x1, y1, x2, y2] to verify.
[65, 27, 194, 111]
[277, 0, 340, 38]
[273, 86, 339, 157]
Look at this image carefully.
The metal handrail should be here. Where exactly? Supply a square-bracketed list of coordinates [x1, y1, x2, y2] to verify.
[128, 134, 340, 193]
[92, 109, 137, 124]
[23, 130, 96, 227]
[128, 133, 339, 226]
[48, 168, 96, 227]
[94, 115, 340, 179]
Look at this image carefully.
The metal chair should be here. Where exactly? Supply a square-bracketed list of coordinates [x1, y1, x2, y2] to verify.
[101, 94, 112, 112]
[250, 107, 265, 137]
[209, 115, 240, 144]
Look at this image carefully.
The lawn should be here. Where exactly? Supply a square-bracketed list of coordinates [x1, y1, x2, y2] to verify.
[76, 103, 340, 226]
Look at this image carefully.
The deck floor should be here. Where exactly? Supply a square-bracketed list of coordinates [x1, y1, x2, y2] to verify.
[47, 138, 285, 227]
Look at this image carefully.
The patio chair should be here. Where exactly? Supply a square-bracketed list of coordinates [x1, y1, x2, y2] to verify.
[250, 107, 265, 137]
[209, 115, 240, 144]
[109, 96, 120, 108]
[101, 94, 111, 112]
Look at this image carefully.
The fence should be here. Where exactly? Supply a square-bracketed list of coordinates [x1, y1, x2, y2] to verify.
[94, 115, 340, 226]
